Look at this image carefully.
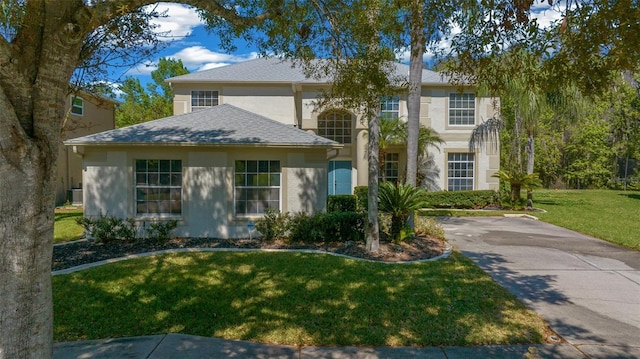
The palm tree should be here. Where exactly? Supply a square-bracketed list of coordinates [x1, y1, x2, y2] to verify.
[470, 49, 584, 205]
[378, 181, 428, 242]
[376, 117, 445, 183]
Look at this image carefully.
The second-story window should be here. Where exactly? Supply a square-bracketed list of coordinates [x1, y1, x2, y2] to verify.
[318, 110, 352, 144]
[71, 96, 84, 116]
[449, 93, 475, 125]
[380, 96, 399, 119]
[191, 90, 219, 111]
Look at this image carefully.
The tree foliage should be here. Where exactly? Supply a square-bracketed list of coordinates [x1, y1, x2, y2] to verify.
[116, 57, 189, 127]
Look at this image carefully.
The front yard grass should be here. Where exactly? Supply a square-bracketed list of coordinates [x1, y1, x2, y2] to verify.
[54, 208, 84, 243]
[53, 251, 547, 346]
[534, 189, 640, 250]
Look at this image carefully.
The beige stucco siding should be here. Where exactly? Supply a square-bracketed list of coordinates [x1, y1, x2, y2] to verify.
[80, 146, 329, 239]
[83, 150, 129, 218]
[57, 95, 116, 205]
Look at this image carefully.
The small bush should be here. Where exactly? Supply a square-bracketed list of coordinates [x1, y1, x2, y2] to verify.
[354, 186, 368, 212]
[146, 220, 178, 242]
[327, 195, 357, 212]
[255, 209, 291, 241]
[422, 190, 499, 209]
[76, 214, 138, 243]
[415, 216, 445, 239]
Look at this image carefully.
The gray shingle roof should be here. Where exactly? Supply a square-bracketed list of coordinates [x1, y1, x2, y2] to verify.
[65, 104, 340, 148]
[166, 58, 450, 85]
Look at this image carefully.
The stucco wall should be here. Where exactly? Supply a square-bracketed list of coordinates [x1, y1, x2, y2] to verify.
[170, 82, 501, 192]
[57, 95, 116, 205]
[81, 146, 329, 239]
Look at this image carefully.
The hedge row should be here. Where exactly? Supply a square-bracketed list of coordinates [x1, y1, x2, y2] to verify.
[349, 186, 498, 210]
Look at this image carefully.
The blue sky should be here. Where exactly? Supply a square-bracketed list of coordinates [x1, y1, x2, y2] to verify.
[120, 2, 563, 87]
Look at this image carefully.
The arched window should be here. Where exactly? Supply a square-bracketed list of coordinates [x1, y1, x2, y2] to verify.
[317, 110, 352, 144]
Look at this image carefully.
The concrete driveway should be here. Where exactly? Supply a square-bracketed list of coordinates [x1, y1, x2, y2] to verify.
[441, 217, 640, 359]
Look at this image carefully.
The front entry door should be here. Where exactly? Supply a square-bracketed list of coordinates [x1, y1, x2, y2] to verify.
[328, 161, 352, 195]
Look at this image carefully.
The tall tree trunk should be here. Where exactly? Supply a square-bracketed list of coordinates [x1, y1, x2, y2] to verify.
[0, 146, 56, 359]
[366, 109, 381, 252]
[405, 2, 423, 188]
[405, 0, 424, 232]
[0, 3, 86, 357]
[526, 132, 535, 208]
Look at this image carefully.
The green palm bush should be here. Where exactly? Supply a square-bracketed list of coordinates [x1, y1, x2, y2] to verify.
[378, 182, 428, 243]
[492, 170, 542, 208]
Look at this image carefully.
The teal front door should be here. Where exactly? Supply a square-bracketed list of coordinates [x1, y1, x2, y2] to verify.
[328, 161, 352, 195]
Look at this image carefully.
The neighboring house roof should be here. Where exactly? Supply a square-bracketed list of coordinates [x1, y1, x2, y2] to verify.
[64, 104, 341, 148]
[166, 57, 450, 85]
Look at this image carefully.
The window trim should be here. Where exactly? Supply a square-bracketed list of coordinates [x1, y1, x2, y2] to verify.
[234, 160, 282, 217]
[382, 152, 400, 183]
[190, 90, 219, 111]
[317, 109, 353, 144]
[380, 96, 400, 120]
[448, 92, 476, 127]
[70, 96, 84, 116]
[134, 159, 183, 217]
[446, 152, 475, 191]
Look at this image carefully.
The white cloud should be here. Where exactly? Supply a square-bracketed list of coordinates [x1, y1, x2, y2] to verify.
[145, 2, 204, 40]
[168, 46, 258, 71]
[124, 46, 258, 76]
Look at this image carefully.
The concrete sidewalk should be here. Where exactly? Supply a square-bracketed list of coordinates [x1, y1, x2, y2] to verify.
[54, 333, 588, 358]
[442, 216, 640, 359]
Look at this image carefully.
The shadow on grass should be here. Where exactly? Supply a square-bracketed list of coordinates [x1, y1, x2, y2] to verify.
[53, 252, 547, 347]
[55, 211, 83, 222]
[619, 193, 640, 201]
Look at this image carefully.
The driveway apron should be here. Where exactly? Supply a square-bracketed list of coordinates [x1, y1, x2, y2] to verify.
[441, 217, 640, 358]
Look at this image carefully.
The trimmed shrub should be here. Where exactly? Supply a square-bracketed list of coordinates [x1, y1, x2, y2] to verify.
[76, 214, 139, 243]
[146, 220, 178, 242]
[327, 195, 357, 212]
[255, 209, 291, 241]
[354, 186, 368, 212]
[422, 190, 499, 209]
[289, 211, 365, 243]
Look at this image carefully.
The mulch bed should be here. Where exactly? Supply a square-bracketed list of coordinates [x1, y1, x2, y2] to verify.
[52, 235, 450, 271]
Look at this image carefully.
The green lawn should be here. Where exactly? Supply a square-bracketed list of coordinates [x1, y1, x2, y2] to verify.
[533, 189, 640, 250]
[53, 251, 547, 346]
[54, 209, 84, 243]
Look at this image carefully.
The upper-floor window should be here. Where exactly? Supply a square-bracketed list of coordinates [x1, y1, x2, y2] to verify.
[318, 110, 352, 144]
[449, 93, 475, 125]
[191, 90, 219, 111]
[380, 96, 399, 119]
[71, 96, 84, 116]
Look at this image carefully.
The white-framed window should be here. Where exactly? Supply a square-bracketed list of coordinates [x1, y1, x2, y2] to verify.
[135, 159, 182, 215]
[318, 110, 352, 144]
[380, 96, 399, 119]
[71, 96, 84, 116]
[382, 153, 399, 182]
[449, 93, 475, 125]
[447, 153, 474, 191]
[191, 90, 219, 111]
[235, 160, 281, 216]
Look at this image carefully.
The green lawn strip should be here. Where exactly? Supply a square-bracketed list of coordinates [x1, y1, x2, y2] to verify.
[54, 209, 84, 243]
[53, 251, 546, 346]
[419, 209, 527, 217]
[534, 190, 640, 250]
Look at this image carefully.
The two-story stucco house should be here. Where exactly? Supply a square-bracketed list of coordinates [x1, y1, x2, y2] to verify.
[57, 91, 117, 205]
[66, 58, 499, 239]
